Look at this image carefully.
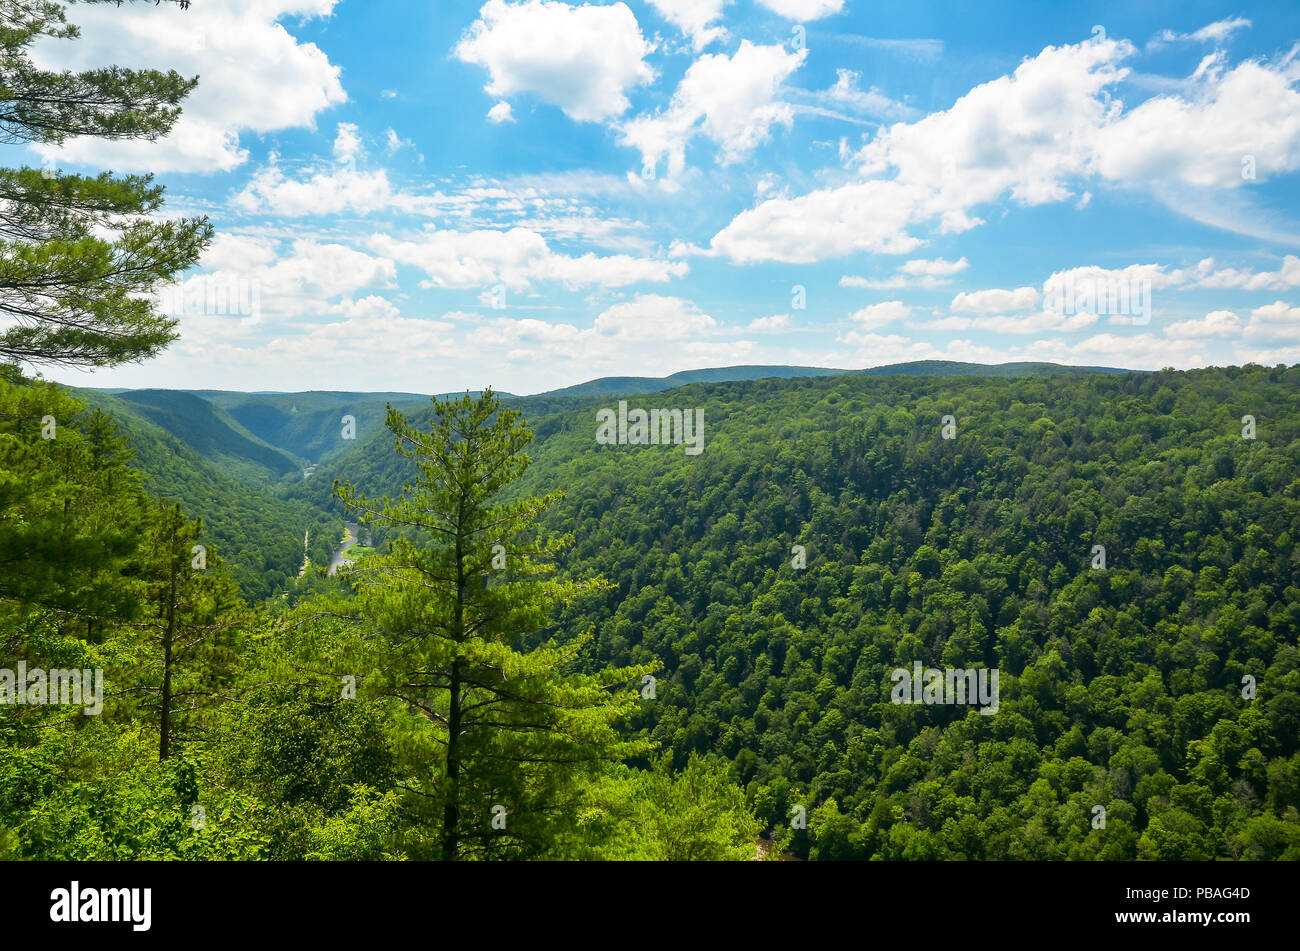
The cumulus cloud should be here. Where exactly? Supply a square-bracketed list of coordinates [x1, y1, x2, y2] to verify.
[950, 286, 1040, 314]
[455, 0, 655, 123]
[620, 41, 806, 178]
[745, 313, 792, 333]
[233, 160, 433, 217]
[709, 39, 1130, 261]
[1164, 309, 1243, 339]
[847, 301, 911, 331]
[1187, 255, 1300, 291]
[1243, 300, 1300, 339]
[648, 0, 728, 50]
[707, 37, 1300, 263]
[31, 0, 346, 172]
[1093, 49, 1300, 189]
[594, 294, 716, 339]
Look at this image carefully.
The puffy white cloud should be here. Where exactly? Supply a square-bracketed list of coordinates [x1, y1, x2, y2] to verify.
[368, 227, 688, 290]
[950, 286, 1040, 314]
[455, 0, 655, 123]
[755, 0, 844, 20]
[621, 41, 806, 178]
[1094, 51, 1300, 189]
[708, 39, 1130, 262]
[707, 37, 1300, 264]
[648, 0, 728, 51]
[154, 234, 397, 344]
[848, 301, 911, 330]
[711, 180, 926, 262]
[1164, 309, 1243, 339]
[593, 294, 716, 340]
[233, 161, 433, 217]
[1017, 333, 1211, 369]
[1188, 255, 1300, 291]
[487, 101, 515, 123]
[31, 0, 346, 172]
[745, 314, 792, 333]
[332, 122, 364, 165]
[1243, 300, 1300, 339]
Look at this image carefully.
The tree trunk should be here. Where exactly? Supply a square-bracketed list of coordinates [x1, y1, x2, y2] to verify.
[159, 544, 178, 761]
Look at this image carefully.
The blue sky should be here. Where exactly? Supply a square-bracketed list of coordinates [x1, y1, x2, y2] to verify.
[24, 0, 1300, 394]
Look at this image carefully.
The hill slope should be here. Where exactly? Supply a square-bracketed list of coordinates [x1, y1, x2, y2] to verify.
[289, 364, 1300, 859]
[73, 392, 342, 600]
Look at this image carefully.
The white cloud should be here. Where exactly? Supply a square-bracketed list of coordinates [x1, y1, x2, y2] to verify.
[1164, 309, 1243, 339]
[333, 122, 363, 165]
[620, 41, 806, 178]
[711, 180, 926, 262]
[900, 257, 969, 277]
[1148, 17, 1252, 50]
[1017, 333, 1210, 369]
[594, 294, 716, 340]
[745, 314, 792, 333]
[848, 301, 911, 331]
[951, 286, 1041, 314]
[648, 0, 728, 51]
[841, 257, 968, 289]
[487, 101, 515, 123]
[817, 69, 917, 120]
[922, 311, 1098, 334]
[233, 160, 426, 217]
[455, 0, 655, 123]
[709, 39, 1131, 262]
[1094, 50, 1300, 189]
[31, 0, 346, 172]
[1189, 255, 1300, 291]
[368, 227, 688, 290]
[1244, 300, 1300, 339]
[385, 128, 413, 154]
[708, 37, 1300, 263]
[755, 0, 844, 20]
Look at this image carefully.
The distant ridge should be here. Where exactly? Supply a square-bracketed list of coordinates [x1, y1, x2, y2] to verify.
[523, 360, 1134, 399]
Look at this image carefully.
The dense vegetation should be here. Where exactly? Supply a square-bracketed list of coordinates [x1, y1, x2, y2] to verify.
[74, 388, 342, 601]
[294, 365, 1300, 860]
[0, 379, 758, 859]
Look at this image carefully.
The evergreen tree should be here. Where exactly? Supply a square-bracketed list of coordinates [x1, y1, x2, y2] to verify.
[334, 390, 654, 859]
[0, 0, 212, 368]
[132, 500, 245, 760]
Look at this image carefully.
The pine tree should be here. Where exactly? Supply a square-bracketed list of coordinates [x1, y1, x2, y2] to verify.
[333, 390, 654, 859]
[0, 0, 212, 368]
[133, 500, 245, 760]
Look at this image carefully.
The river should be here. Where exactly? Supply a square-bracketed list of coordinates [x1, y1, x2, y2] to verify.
[327, 522, 361, 576]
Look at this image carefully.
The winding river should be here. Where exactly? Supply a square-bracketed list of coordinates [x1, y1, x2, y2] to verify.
[327, 522, 361, 576]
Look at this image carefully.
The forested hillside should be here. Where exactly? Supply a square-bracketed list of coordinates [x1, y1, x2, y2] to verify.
[293, 365, 1300, 859]
[71, 389, 341, 600]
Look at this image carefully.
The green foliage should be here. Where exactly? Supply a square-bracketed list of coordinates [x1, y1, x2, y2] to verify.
[331, 390, 657, 859]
